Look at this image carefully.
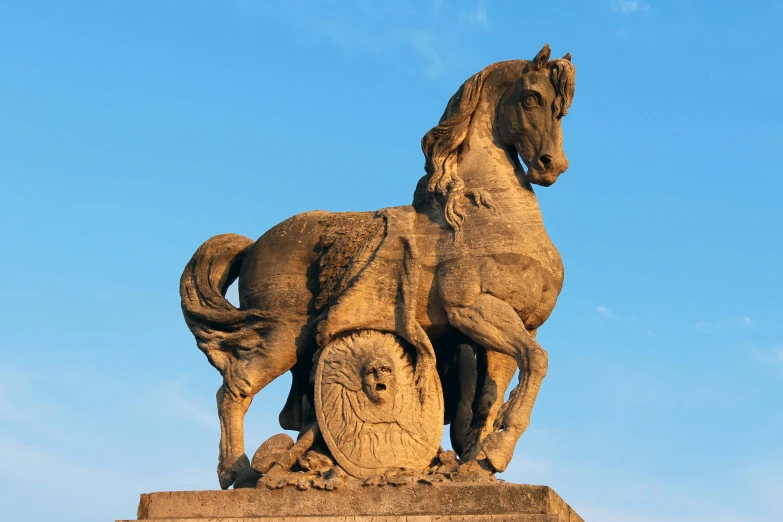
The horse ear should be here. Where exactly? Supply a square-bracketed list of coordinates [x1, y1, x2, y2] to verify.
[562, 52, 572, 62]
[532, 44, 551, 70]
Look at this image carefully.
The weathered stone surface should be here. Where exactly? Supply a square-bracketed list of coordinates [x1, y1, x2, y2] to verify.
[297, 450, 334, 474]
[252, 434, 295, 474]
[244, 450, 494, 493]
[179, 44, 576, 491]
[315, 331, 443, 478]
[121, 483, 582, 521]
[122, 514, 563, 522]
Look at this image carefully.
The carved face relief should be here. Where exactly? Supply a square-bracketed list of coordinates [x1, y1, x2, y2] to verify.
[496, 49, 573, 187]
[361, 357, 396, 405]
[314, 331, 443, 478]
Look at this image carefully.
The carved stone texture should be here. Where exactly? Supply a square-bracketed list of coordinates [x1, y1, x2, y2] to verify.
[125, 484, 584, 521]
[315, 331, 443, 478]
[179, 44, 576, 489]
[251, 433, 294, 474]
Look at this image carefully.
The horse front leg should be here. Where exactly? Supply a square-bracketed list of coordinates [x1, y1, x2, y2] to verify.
[216, 344, 297, 489]
[459, 349, 518, 462]
[445, 293, 548, 473]
[216, 383, 254, 489]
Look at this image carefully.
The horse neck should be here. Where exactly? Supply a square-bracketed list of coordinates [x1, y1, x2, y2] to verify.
[457, 110, 543, 224]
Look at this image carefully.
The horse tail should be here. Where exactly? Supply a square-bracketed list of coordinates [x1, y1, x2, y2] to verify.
[180, 233, 267, 375]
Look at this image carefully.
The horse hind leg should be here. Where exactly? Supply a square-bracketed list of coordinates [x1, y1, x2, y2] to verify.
[216, 327, 299, 489]
[458, 349, 517, 462]
[445, 293, 548, 473]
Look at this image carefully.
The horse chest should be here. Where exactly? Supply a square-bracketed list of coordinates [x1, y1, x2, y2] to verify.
[434, 248, 563, 331]
[414, 208, 564, 331]
[485, 253, 562, 327]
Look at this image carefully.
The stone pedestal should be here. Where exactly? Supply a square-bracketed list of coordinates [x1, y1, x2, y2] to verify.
[118, 483, 584, 522]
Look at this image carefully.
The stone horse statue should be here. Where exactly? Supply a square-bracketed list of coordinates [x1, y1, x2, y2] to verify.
[181, 44, 575, 489]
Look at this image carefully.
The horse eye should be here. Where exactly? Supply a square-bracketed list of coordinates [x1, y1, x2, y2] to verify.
[523, 94, 539, 109]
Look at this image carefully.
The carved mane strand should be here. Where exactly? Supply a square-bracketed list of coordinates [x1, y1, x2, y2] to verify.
[416, 57, 575, 236]
[417, 61, 510, 235]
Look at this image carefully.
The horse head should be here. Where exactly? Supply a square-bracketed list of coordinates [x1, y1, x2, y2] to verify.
[417, 45, 576, 233]
[495, 45, 575, 187]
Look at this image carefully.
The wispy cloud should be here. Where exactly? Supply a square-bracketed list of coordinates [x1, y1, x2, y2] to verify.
[232, 1, 492, 78]
[742, 457, 783, 517]
[502, 438, 763, 522]
[0, 361, 243, 519]
[694, 315, 753, 334]
[753, 347, 783, 372]
[461, 0, 490, 28]
[0, 364, 32, 418]
[0, 436, 141, 494]
[611, 0, 650, 14]
[596, 305, 617, 319]
[0, 364, 91, 445]
[142, 379, 217, 430]
[404, 31, 446, 79]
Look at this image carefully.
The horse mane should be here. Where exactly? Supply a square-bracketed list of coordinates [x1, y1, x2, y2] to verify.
[416, 61, 511, 234]
[415, 57, 576, 235]
[549, 58, 576, 118]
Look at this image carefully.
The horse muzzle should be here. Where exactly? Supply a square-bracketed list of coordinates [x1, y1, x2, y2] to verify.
[526, 159, 568, 186]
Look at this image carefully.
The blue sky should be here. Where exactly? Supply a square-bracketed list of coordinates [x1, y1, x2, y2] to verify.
[1, 1, 781, 520]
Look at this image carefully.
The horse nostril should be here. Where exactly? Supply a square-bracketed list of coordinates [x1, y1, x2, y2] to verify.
[539, 154, 552, 168]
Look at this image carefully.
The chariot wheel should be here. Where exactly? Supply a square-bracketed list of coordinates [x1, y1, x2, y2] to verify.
[314, 330, 443, 479]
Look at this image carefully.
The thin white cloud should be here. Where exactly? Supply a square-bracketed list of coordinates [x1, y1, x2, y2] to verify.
[753, 347, 783, 371]
[462, 0, 490, 28]
[0, 436, 142, 498]
[501, 438, 764, 522]
[314, 16, 383, 54]
[231, 1, 492, 78]
[694, 316, 753, 333]
[596, 305, 616, 319]
[143, 379, 217, 430]
[0, 363, 92, 445]
[404, 31, 446, 79]
[0, 363, 32, 419]
[0, 435, 216, 519]
[0, 362, 261, 519]
[742, 458, 783, 516]
[610, 0, 650, 14]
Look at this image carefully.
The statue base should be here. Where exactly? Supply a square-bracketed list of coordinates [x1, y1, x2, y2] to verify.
[118, 483, 584, 521]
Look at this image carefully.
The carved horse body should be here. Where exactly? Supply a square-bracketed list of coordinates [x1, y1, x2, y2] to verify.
[181, 45, 575, 488]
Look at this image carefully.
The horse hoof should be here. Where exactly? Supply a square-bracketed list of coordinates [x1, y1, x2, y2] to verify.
[480, 430, 518, 473]
[459, 436, 483, 463]
[218, 469, 235, 490]
[218, 453, 252, 489]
